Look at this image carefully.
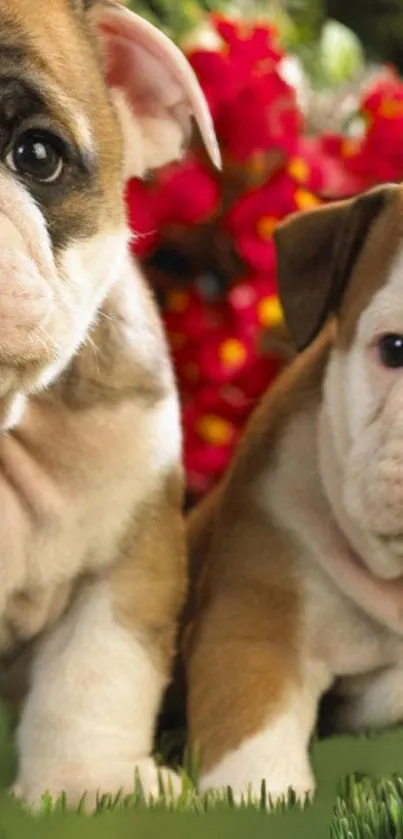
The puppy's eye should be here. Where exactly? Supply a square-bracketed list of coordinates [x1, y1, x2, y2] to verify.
[378, 334, 403, 369]
[6, 130, 65, 183]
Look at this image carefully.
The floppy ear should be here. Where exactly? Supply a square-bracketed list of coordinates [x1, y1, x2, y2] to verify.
[87, 2, 221, 178]
[273, 185, 398, 352]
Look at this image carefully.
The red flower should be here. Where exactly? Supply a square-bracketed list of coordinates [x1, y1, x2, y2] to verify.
[182, 345, 283, 496]
[126, 13, 396, 500]
[236, 353, 281, 400]
[126, 158, 220, 259]
[216, 71, 300, 162]
[307, 135, 367, 198]
[157, 156, 221, 226]
[164, 287, 225, 352]
[187, 17, 299, 164]
[212, 14, 283, 71]
[356, 76, 403, 182]
[316, 72, 403, 194]
[126, 179, 161, 257]
[224, 168, 321, 272]
[187, 50, 238, 122]
[291, 139, 327, 194]
[228, 275, 281, 339]
[183, 384, 243, 494]
[363, 71, 403, 121]
[194, 330, 254, 385]
[185, 433, 234, 492]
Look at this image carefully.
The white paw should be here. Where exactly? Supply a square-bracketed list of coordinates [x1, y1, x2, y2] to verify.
[198, 697, 321, 808]
[200, 765, 315, 808]
[10, 758, 182, 812]
[198, 727, 316, 808]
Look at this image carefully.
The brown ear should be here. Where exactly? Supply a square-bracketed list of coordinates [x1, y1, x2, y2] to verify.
[273, 185, 398, 351]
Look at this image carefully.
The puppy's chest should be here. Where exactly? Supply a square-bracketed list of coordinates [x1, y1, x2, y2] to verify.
[0, 397, 149, 652]
[302, 561, 403, 676]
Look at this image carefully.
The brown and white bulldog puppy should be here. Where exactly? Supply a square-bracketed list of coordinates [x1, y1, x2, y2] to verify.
[0, 0, 219, 810]
[183, 183, 403, 805]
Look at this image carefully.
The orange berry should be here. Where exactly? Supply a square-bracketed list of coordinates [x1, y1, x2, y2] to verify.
[288, 156, 310, 183]
[256, 215, 278, 241]
[294, 188, 321, 211]
[341, 138, 359, 158]
[257, 296, 283, 327]
[219, 338, 247, 368]
[378, 99, 403, 119]
[196, 415, 234, 446]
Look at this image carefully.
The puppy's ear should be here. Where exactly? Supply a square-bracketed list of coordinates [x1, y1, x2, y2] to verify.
[87, 2, 221, 178]
[273, 185, 398, 352]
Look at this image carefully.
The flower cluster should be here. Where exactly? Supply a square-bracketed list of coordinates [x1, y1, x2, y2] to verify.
[126, 16, 403, 499]
[310, 68, 403, 198]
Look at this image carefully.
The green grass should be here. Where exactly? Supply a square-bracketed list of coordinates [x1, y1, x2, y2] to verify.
[2, 704, 403, 837]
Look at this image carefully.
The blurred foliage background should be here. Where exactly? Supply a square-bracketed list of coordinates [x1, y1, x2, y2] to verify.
[127, 0, 403, 78]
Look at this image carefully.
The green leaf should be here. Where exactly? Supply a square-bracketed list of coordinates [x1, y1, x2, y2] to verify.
[319, 19, 364, 84]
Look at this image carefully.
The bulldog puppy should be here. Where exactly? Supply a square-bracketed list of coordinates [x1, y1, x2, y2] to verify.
[0, 0, 219, 810]
[183, 183, 403, 804]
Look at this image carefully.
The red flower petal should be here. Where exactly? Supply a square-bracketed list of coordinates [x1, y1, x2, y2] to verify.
[157, 157, 221, 226]
[125, 179, 161, 257]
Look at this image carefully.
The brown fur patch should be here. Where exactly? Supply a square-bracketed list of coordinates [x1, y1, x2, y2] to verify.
[183, 332, 330, 772]
[0, 0, 124, 250]
[185, 521, 300, 772]
[274, 185, 399, 352]
[337, 188, 403, 350]
[111, 469, 187, 673]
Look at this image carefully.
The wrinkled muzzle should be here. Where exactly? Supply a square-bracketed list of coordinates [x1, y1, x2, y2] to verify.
[0, 216, 54, 384]
[344, 390, 403, 547]
[0, 173, 126, 412]
[0, 192, 61, 400]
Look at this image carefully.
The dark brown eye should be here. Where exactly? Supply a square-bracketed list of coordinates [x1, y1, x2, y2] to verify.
[378, 334, 403, 369]
[6, 130, 65, 183]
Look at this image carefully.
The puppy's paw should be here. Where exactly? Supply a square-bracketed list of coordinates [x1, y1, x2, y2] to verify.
[11, 758, 182, 812]
[130, 758, 183, 801]
[200, 765, 315, 808]
[199, 734, 315, 808]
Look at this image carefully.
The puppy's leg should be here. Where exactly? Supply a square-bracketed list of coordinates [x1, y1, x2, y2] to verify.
[13, 480, 186, 810]
[187, 593, 331, 805]
[332, 663, 403, 732]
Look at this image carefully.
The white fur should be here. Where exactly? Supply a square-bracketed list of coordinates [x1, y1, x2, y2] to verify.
[110, 89, 185, 180]
[290, 241, 403, 586]
[255, 398, 403, 668]
[1, 394, 27, 432]
[227, 240, 403, 805]
[14, 580, 180, 808]
[40, 230, 130, 388]
[94, 5, 221, 174]
[0, 391, 182, 606]
[0, 216, 181, 627]
[151, 391, 182, 474]
[0, 170, 130, 404]
[200, 662, 330, 804]
[342, 240, 403, 444]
